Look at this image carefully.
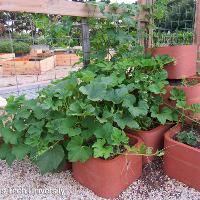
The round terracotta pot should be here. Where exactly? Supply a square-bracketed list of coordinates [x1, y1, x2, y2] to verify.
[125, 124, 173, 164]
[164, 79, 200, 104]
[149, 45, 197, 79]
[72, 135, 142, 199]
[164, 124, 200, 192]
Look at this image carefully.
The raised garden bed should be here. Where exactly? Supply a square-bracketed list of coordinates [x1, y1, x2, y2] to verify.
[0, 53, 15, 65]
[55, 51, 80, 66]
[2, 53, 55, 75]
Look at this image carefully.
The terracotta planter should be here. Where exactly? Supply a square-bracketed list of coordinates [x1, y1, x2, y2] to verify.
[72, 135, 142, 199]
[164, 79, 200, 105]
[126, 124, 172, 164]
[163, 79, 200, 121]
[150, 45, 197, 79]
[164, 124, 200, 191]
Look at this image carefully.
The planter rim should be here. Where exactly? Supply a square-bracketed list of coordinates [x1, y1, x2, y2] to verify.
[165, 124, 200, 153]
[153, 44, 197, 49]
[132, 124, 173, 134]
[82, 135, 142, 164]
[166, 78, 200, 89]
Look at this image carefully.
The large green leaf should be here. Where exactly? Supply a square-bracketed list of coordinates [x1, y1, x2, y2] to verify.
[151, 106, 177, 124]
[13, 119, 26, 132]
[122, 94, 136, 108]
[0, 144, 16, 166]
[68, 102, 95, 117]
[67, 136, 92, 162]
[1, 127, 18, 145]
[94, 123, 113, 142]
[113, 112, 140, 129]
[35, 144, 65, 174]
[79, 81, 107, 101]
[128, 100, 149, 117]
[12, 144, 31, 160]
[104, 86, 129, 104]
[111, 128, 129, 146]
[92, 139, 113, 159]
[28, 121, 45, 136]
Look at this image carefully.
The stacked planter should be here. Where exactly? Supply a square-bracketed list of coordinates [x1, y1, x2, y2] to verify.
[152, 45, 200, 191]
[125, 45, 197, 166]
[153, 45, 199, 119]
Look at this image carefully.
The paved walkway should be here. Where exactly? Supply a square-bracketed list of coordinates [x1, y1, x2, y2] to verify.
[0, 65, 81, 99]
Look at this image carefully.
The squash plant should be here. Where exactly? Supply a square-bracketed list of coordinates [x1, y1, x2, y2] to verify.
[0, 53, 174, 174]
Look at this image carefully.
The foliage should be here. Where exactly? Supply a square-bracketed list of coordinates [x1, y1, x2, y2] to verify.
[87, 1, 141, 61]
[153, 31, 194, 47]
[0, 52, 176, 173]
[0, 39, 30, 54]
[32, 15, 80, 47]
[169, 87, 200, 115]
[156, 0, 195, 32]
[181, 78, 198, 87]
[176, 130, 197, 147]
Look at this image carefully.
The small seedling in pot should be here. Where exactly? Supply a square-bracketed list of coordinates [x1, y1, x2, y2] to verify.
[176, 130, 198, 147]
[181, 78, 198, 87]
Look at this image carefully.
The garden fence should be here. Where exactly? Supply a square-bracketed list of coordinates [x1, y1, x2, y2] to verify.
[0, 0, 198, 99]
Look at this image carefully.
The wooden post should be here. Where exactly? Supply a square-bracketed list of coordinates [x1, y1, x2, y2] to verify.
[194, 0, 200, 45]
[81, 18, 90, 67]
[137, 0, 152, 48]
[194, 0, 200, 71]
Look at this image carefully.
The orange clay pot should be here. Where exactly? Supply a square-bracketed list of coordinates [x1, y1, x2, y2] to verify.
[149, 45, 197, 79]
[163, 79, 200, 121]
[125, 124, 172, 164]
[72, 135, 142, 199]
[164, 79, 200, 105]
[164, 124, 200, 191]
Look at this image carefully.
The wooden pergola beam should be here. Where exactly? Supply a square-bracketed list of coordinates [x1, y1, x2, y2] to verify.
[0, 0, 146, 21]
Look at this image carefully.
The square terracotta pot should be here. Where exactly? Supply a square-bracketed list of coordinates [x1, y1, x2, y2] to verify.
[72, 135, 142, 199]
[126, 124, 172, 164]
[164, 124, 200, 191]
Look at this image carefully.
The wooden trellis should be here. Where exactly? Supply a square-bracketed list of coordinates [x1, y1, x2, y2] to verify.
[0, 0, 149, 67]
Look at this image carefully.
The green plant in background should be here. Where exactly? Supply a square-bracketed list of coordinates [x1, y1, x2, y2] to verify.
[32, 14, 80, 48]
[176, 130, 198, 147]
[153, 31, 194, 47]
[86, 1, 141, 61]
[0, 39, 30, 54]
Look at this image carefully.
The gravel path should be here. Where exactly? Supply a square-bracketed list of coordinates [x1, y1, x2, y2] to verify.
[0, 159, 199, 200]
